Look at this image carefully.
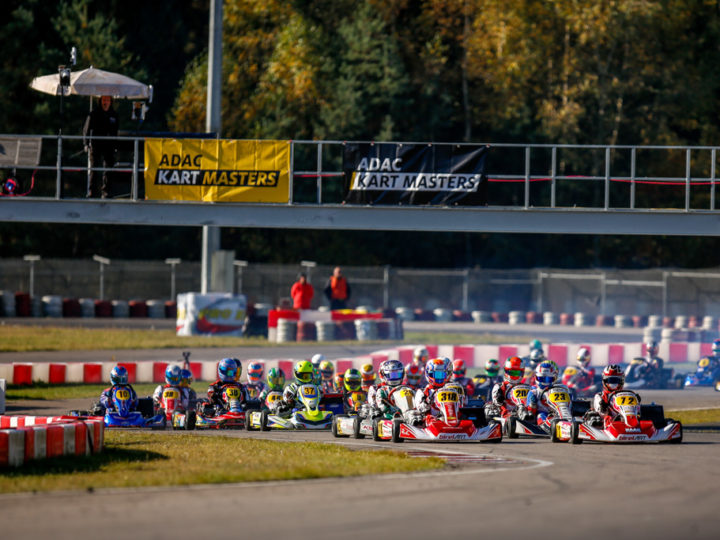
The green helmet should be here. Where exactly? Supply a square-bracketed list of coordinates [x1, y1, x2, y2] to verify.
[529, 339, 542, 352]
[294, 360, 314, 384]
[485, 358, 500, 377]
[267, 367, 285, 390]
[344, 368, 362, 392]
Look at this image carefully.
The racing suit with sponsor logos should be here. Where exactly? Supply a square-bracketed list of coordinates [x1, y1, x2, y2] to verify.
[245, 382, 267, 401]
[488, 381, 522, 416]
[414, 385, 444, 417]
[281, 382, 323, 412]
[99, 384, 138, 412]
[524, 387, 556, 425]
[591, 390, 641, 420]
[206, 380, 248, 411]
[152, 384, 191, 411]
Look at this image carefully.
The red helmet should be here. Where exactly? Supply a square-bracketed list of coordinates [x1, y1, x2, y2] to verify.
[452, 359, 466, 379]
[602, 365, 624, 392]
[503, 356, 524, 385]
[576, 347, 591, 368]
[405, 364, 422, 386]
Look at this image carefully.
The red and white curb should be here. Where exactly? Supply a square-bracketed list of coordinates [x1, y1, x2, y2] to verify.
[0, 341, 704, 385]
[0, 416, 104, 467]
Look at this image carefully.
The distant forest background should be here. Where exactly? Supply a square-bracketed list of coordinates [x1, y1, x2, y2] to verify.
[2, 0, 720, 269]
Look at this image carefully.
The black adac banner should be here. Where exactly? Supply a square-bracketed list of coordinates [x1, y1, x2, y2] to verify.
[342, 143, 489, 205]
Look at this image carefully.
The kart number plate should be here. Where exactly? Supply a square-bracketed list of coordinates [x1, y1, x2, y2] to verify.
[163, 389, 179, 399]
[438, 391, 459, 403]
[614, 395, 638, 406]
[699, 358, 710, 367]
[564, 367, 577, 376]
[513, 388, 528, 399]
[302, 386, 317, 396]
[267, 393, 281, 403]
[549, 392, 570, 403]
[115, 389, 130, 400]
[398, 389, 414, 398]
[225, 387, 241, 399]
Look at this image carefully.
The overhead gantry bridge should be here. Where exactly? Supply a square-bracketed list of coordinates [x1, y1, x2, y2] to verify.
[2, 134, 720, 236]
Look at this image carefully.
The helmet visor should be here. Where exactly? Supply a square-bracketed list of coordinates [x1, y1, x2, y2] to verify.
[430, 369, 447, 383]
[296, 371, 313, 383]
[537, 375, 554, 387]
[506, 369, 523, 379]
[604, 376, 623, 387]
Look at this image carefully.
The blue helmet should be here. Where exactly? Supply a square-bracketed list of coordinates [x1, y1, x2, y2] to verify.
[110, 365, 129, 385]
[180, 368, 193, 387]
[379, 360, 405, 387]
[425, 357, 451, 387]
[535, 361, 558, 390]
[218, 358, 240, 383]
[165, 365, 182, 386]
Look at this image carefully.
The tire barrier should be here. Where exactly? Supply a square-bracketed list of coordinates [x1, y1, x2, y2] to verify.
[42, 295, 62, 317]
[614, 314, 631, 328]
[354, 319, 378, 341]
[129, 300, 148, 318]
[296, 321, 317, 342]
[432, 308, 453, 322]
[62, 298, 81, 318]
[146, 299, 165, 319]
[508, 311, 524, 325]
[316, 320, 335, 341]
[0, 290, 16, 317]
[543, 312, 557, 325]
[276, 319, 297, 342]
[0, 416, 104, 467]
[471, 310, 491, 323]
[110, 299, 129, 318]
[394, 307, 415, 321]
[15, 292, 31, 317]
[79, 298, 95, 318]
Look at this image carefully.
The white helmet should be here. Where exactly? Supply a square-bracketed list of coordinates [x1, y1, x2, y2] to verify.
[310, 354, 325, 368]
[413, 347, 429, 367]
[577, 347, 591, 367]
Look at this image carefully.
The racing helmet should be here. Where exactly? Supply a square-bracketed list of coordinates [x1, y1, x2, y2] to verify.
[247, 361, 264, 384]
[218, 358, 239, 383]
[645, 340, 659, 357]
[334, 372, 345, 390]
[293, 360, 314, 384]
[312, 366, 322, 385]
[529, 348, 546, 369]
[319, 360, 335, 381]
[425, 357, 450, 387]
[413, 346, 429, 367]
[503, 357, 524, 385]
[529, 339, 543, 352]
[266, 367, 285, 390]
[110, 365, 129, 385]
[602, 364, 625, 392]
[180, 368, 193, 388]
[452, 359, 466, 379]
[576, 347, 591, 368]
[405, 364, 422, 386]
[712, 338, 720, 356]
[485, 358, 500, 378]
[379, 360, 404, 387]
[310, 353, 325, 369]
[165, 365, 182, 386]
[344, 368, 362, 392]
[534, 361, 557, 390]
[360, 363, 376, 389]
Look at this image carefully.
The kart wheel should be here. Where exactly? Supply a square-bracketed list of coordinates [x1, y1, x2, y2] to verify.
[332, 415, 341, 438]
[245, 409, 258, 431]
[506, 417, 518, 439]
[372, 418, 382, 441]
[550, 418, 560, 443]
[260, 409, 270, 431]
[669, 421, 683, 444]
[186, 410, 196, 431]
[353, 416, 365, 439]
[674, 375, 685, 389]
[172, 411, 180, 430]
[571, 421, 583, 445]
[391, 418, 403, 443]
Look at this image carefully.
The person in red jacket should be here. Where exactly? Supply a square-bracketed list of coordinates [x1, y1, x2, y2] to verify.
[324, 266, 351, 310]
[290, 273, 314, 309]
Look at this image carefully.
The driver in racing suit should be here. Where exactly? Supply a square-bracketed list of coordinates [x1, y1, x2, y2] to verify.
[206, 358, 248, 413]
[373, 360, 405, 418]
[245, 361, 266, 401]
[99, 365, 138, 413]
[451, 359, 475, 397]
[571, 347, 596, 394]
[414, 357, 452, 417]
[404, 364, 423, 390]
[590, 364, 634, 422]
[340, 368, 367, 413]
[485, 356, 524, 417]
[258, 367, 285, 408]
[522, 361, 561, 426]
[152, 364, 191, 412]
[319, 360, 336, 393]
[279, 360, 322, 412]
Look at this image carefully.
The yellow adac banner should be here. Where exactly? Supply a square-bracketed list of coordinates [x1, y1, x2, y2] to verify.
[144, 138, 290, 203]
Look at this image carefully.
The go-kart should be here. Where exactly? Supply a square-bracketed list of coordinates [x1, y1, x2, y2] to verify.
[70, 388, 165, 428]
[470, 376, 493, 401]
[331, 390, 369, 437]
[376, 386, 502, 443]
[253, 384, 333, 430]
[561, 366, 599, 398]
[349, 385, 419, 440]
[625, 357, 683, 389]
[570, 390, 682, 443]
[157, 385, 196, 430]
[195, 384, 249, 429]
[507, 385, 583, 441]
[246, 390, 284, 430]
[485, 383, 531, 436]
[684, 356, 720, 389]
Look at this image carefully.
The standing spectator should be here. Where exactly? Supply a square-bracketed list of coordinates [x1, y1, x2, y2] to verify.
[83, 95, 119, 198]
[324, 266, 351, 310]
[291, 273, 314, 309]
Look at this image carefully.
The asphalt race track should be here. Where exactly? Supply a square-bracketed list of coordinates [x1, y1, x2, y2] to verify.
[2, 322, 719, 539]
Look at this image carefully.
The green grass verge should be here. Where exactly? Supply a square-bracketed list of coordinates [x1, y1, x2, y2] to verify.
[0, 324, 528, 353]
[665, 408, 720, 425]
[5, 382, 161, 401]
[0, 431, 444, 493]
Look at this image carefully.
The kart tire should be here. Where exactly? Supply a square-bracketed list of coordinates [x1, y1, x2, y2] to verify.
[550, 418, 560, 443]
[172, 411, 180, 430]
[674, 375, 685, 389]
[245, 409, 258, 431]
[353, 416, 365, 439]
[506, 416, 518, 439]
[186, 410, 196, 431]
[332, 415, 342, 438]
[668, 420, 683, 444]
[260, 409, 270, 431]
[571, 421, 583, 444]
[372, 418, 382, 441]
[391, 418, 403, 443]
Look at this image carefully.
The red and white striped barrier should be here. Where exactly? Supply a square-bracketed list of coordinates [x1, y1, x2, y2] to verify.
[0, 416, 104, 467]
[0, 341, 705, 385]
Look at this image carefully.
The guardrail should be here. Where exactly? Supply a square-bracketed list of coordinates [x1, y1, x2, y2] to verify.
[2, 134, 720, 211]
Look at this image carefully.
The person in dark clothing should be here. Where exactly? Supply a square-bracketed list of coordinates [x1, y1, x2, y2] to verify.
[83, 95, 119, 198]
[323, 266, 351, 310]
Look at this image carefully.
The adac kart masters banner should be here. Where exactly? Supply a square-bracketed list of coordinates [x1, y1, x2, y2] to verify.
[177, 293, 247, 336]
[144, 138, 290, 203]
[343, 143, 489, 205]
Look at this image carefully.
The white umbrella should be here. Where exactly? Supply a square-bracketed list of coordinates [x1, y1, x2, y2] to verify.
[30, 66, 151, 100]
